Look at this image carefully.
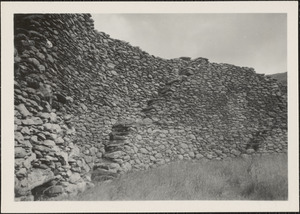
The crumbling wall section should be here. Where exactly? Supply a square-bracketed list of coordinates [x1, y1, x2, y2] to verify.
[14, 14, 287, 201]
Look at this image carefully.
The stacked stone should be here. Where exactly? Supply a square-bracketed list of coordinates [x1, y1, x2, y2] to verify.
[91, 120, 134, 182]
[14, 89, 91, 200]
[122, 58, 287, 169]
[13, 13, 288, 200]
[14, 14, 101, 200]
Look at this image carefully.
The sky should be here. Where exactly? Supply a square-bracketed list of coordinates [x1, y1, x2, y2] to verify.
[91, 13, 287, 75]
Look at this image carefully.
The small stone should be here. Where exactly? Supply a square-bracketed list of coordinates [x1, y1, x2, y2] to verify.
[241, 154, 250, 159]
[57, 151, 68, 164]
[160, 133, 167, 138]
[133, 146, 139, 153]
[49, 112, 57, 122]
[246, 149, 255, 154]
[32, 117, 43, 125]
[110, 163, 121, 170]
[20, 140, 32, 149]
[15, 147, 27, 158]
[30, 135, 39, 144]
[28, 58, 40, 68]
[189, 134, 196, 140]
[22, 118, 35, 125]
[188, 152, 195, 158]
[107, 63, 115, 69]
[45, 185, 64, 196]
[47, 54, 54, 63]
[96, 152, 102, 158]
[80, 103, 88, 111]
[196, 154, 204, 159]
[111, 70, 118, 76]
[84, 156, 92, 163]
[37, 52, 45, 60]
[111, 135, 127, 140]
[215, 149, 223, 155]
[43, 123, 53, 131]
[56, 137, 64, 145]
[231, 149, 241, 156]
[68, 158, 76, 164]
[122, 162, 132, 172]
[66, 127, 76, 135]
[39, 112, 50, 119]
[91, 168, 118, 182]
[23, 153, 37, 169]
[63, 182, 78, 194]
[16, 104, 32, 118]
[157, 159, 165, 165]
[15, 158, 25, 168]
[150, 156, 156, 161]
[37, 133, 46, 140]
[155, 153, 163, 159]
[140, 148, 148, 154]
[206, 154, 213, 159]
[104, 151, 123, 159]
[49, 133, 58, 141]
[21, 127, 31, 135]
[166, 149, 172, 154]
[26, 169, 55, 190]
[66, 96, 73, 103]
[180, 143, 188, 149]
[158, 145, 165, 150]
[16, 168, 27, 178]
[69, 172, 81, 184]
[15, 118, 22, 126]
[52, 124, 62, 133]
[43, 140, 56, 148]
[89, 147, 98, 155]
[76, 182, 87, 193]
[66, 170, 73, 177]
[15, 132, 24, 142]
[143, 118, 152, 125]
[33, 144, 52, 153]
[46, 40, 53, 48]
[69, 146, 80, 158]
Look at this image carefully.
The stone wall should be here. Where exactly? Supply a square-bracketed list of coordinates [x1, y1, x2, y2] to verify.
[13, 14, 287, 200]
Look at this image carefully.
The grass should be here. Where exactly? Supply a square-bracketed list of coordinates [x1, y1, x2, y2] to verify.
[55, 153, 287, 201]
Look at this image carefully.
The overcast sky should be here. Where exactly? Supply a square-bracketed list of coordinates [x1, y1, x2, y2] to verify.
[91, 13, 287, 75]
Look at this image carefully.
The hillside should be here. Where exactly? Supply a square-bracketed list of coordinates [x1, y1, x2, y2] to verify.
[268, 72, 287, 86]
[13, 14, 287, 201]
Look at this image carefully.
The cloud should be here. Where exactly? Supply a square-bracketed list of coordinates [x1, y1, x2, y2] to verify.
[91, 13, 287, 74]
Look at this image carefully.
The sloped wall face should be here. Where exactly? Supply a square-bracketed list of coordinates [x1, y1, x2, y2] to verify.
[121, 61, 287, 170]
[14, 14, 287, 200]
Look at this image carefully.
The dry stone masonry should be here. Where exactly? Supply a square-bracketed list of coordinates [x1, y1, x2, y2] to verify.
[13, 14, 287, 201]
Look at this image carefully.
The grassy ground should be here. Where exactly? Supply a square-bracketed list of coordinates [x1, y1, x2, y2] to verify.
[57, 153, 288, 201]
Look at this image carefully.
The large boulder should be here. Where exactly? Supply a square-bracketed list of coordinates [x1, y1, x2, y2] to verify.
[15, 169, 55, 197]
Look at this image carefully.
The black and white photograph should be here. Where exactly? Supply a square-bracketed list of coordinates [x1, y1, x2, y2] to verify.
[1, 1, 299, 213]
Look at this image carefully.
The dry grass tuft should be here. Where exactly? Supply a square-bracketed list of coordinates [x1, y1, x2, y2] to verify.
[56, 153, 287, 201]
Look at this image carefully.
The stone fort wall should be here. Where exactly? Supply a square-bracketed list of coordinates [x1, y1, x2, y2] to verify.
[13, 14, 287, 200]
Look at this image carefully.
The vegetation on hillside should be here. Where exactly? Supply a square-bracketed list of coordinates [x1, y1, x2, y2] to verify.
[268, 72, 287, 86]
[54, 153, 287, 201]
